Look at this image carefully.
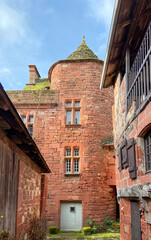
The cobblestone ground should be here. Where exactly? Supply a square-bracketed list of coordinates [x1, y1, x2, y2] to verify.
[47, 232, 120, 240]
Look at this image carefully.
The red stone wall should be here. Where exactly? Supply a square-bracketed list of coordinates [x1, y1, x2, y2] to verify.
[0, 126, 46, 236]
[16, 153, 42, 234]
[9, 60, 116, 228]
[113, 73, 151, 240]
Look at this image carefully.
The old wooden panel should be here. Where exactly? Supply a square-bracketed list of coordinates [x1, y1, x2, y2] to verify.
[121, 139, 128, 168]
[131, 201, 141, 240]
[127, 138, 137, 179]
[118, 147, 123, 172]
[0, 141, 19, 236]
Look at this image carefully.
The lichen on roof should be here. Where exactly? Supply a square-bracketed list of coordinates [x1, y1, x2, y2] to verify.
[67, 35, 99, 60]
[23, 78, 50, 90]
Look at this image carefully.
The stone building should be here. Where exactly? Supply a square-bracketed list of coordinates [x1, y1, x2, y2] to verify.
[0, 83, 50, 236]
[100, 0, 151, 239]
[8, 37, 117, 231]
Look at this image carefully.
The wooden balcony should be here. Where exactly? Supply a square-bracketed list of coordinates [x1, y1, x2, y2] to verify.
[127, 21, 151, 112]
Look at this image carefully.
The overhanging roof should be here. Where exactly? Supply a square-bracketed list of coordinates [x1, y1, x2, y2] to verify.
[0, 83, 51, 173]
[100, 0, 151, 89]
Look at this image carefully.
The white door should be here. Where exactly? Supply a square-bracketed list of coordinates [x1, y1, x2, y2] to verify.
[60, 202, 82, 231]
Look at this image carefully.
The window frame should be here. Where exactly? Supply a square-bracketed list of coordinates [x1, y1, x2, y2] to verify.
[21, 114, 34, 137]
[144, 130, 151, 173]
[64, 147, 80, 175]
[65, 100, 81, 126]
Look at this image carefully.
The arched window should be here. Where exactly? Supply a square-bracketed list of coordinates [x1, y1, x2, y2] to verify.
[144, 130, 151, 173]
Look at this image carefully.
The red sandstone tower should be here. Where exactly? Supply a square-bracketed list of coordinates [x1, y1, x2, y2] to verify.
[8, 37, 117, 230]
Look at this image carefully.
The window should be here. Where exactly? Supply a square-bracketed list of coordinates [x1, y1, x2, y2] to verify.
[21, 115, 34, 137]
[65, 100, 81, 125]
[74, 159, 79, 173]
[28, 125, 33, 137]
[65, 147, 80, 174]
[144, 131, 151, 173]
[66, 159, 71, 173]
[22, 116, 26, 123]
[66, 111, 71, 125]
[29, 116, 33, 123]
[70, 207, 75, 212]
[66, 149, 71, 156]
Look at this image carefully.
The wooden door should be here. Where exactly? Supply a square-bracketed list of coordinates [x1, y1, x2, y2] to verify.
[131, 201, 141, 240]
[0, 142, 19, 236]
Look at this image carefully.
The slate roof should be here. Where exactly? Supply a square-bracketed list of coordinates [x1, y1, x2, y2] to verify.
[67, 36, 98, 60]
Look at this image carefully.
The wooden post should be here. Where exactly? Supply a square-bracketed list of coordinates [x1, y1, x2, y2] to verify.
[125, 48, 130, 118]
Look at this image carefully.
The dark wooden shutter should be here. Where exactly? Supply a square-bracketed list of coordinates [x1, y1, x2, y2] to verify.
[127, 138, 137, 179]
[118, 147, 123, 172]
[121, 139, 128, 168]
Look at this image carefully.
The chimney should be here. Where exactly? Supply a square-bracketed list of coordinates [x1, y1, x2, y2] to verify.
[28, 65, 41, 84]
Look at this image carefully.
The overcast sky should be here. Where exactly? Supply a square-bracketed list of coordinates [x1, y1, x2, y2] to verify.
[0, 0, 115, 90]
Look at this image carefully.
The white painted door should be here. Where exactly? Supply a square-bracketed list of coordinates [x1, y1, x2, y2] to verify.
[60, 202, 82, 231]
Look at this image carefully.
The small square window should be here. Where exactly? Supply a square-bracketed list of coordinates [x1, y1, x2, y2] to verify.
[75, 101, 80, 107]
[22, 116, 26, 123]
[66, 149, 71, 156]
[66, 102, 72, 107]
[29, 116, 34, 123]
[74, 149, 79, 156]
[70, 207, 75, 212]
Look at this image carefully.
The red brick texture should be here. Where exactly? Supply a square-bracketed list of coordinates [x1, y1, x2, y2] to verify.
[9, 59, 117, 228]
[17, 156, 42, 234]
[113, 73, 151, 240]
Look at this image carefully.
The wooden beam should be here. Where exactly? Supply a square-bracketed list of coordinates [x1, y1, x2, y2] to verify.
[118, 19, 133, 28]
[0, 97, 9, 111]
[106, 71, 117, 80]
[0, 109, 22, 133]
[9, 135, 22, 145]
[6, 128, 32, 146]
[113, 41, 125, 48]
[0, 117, 11, 130]
[139, 8, 151, 19]
[119, 0, 148, 70]
[109, 57, 121, 64]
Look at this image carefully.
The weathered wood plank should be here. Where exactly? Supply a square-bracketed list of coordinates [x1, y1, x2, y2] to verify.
[0, 141, 19, 235]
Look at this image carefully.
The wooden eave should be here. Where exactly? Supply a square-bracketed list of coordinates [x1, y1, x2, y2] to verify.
[100, 0, 151, 88]
[0, 84, 51, 173]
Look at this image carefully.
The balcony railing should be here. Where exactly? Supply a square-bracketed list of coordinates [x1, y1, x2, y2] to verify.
[127, 21, 151, 111]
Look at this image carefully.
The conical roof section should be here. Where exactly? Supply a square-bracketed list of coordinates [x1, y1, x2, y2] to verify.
[67, 36, 98, 60]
